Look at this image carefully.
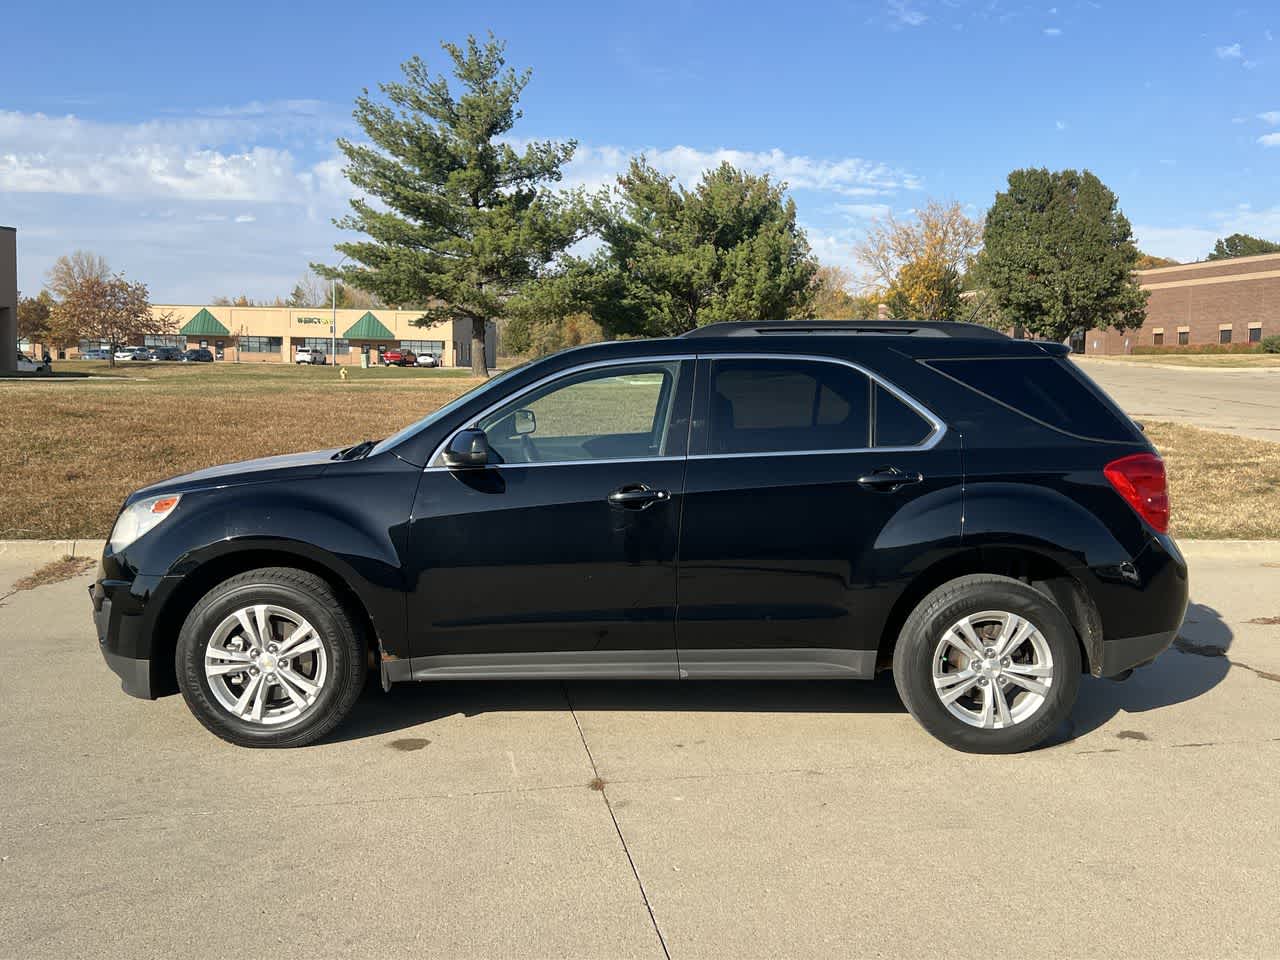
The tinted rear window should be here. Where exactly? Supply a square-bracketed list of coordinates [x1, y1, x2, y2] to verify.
[927, 357, 1137, 442]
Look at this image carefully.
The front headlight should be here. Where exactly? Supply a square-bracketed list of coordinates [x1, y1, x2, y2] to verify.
[108, 493, 182, 552]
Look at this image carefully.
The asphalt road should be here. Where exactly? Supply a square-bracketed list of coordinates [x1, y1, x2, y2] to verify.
[1074, 358, 1280, 443]
[2, 544, 1279, 959]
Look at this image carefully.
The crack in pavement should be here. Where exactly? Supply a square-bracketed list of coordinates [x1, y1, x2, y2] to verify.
[563, 683, 671, 960]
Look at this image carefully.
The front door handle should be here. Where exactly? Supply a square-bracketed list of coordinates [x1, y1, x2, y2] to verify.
[857, 466, 923, 492]
[608, 483, 671, 509]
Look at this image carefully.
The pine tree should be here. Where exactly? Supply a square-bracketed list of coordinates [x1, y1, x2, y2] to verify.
[319, 34, 592, 376]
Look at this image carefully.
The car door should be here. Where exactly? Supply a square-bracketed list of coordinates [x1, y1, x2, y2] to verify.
[404, 357, 695, 678]
[675, 354, 963, 679]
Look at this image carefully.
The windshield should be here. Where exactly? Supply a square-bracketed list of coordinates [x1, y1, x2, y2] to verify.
[370, 361, 533, 459]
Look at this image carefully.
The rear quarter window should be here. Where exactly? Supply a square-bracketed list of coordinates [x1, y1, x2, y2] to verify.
[925, 357, 1139, 442]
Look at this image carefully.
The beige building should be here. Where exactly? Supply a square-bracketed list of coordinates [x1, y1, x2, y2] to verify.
[70, 304, 495, 368]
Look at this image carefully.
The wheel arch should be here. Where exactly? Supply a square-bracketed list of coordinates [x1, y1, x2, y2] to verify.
[876, 546, 1103, 676]
[148, 546, 384, 697]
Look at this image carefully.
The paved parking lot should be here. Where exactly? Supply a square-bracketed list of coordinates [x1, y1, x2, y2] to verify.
[2, 544, 1279, 958]
[1075, 357, 1280, 442]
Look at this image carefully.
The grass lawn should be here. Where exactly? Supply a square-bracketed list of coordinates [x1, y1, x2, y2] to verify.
[2, 364, 1277, 540]
[1080, 354, 1280, 368]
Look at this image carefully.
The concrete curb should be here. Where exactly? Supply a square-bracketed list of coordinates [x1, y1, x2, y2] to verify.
[0, 540, 106, 564]
[1, 538, 1278, 565]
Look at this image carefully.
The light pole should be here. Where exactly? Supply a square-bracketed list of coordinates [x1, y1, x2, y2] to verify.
[330, 254, 349, 369]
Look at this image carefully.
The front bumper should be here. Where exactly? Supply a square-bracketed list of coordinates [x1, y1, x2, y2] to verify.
[90, 568, 171, 699]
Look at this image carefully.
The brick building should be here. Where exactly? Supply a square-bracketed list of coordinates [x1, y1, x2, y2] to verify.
[1078, 252, 1280, 355]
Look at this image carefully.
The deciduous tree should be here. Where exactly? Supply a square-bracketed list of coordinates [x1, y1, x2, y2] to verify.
[792, 264, 880, 320]
[49, 273, 174, 367]
[584, 158, 817, 337]
[319, 34, 593, 376]
[1206, 233, 1280, 261]
[17, 291, 55, 345]
[46, 250, 109, 300]
[855, 200, 982, 321]
[976, 168, 1147, 342]
[1135, 252, 1180, 270]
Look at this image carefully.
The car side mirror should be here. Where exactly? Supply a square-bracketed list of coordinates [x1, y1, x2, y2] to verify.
[442, 429, 492, 469]
[513, 409, 536, 436]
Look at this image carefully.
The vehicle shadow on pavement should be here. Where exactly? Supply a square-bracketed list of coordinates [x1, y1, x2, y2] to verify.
[325, 673, 908, 744]
[1048, 601, 1233, 746]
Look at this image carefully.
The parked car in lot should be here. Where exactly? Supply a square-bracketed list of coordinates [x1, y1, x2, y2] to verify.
[92, 321, 1188, 752]
[295, 346, 326, 365]
[80, 348, 112, 361]
[16, 352, 52, 374]
[415, 353, 439, 368]
[149, 346, 184, 361]
[128, 348, 154, 361]
[113, 347, 139, 361]
[380, 348, 416, 367]
[181, 348, 214, 363]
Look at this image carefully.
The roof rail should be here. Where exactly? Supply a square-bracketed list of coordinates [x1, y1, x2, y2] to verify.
[680, 320, 1009, 340]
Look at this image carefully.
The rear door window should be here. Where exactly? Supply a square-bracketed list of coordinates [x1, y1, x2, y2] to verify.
[708, 358, 871, 454]
[926, 357, 1138, 442]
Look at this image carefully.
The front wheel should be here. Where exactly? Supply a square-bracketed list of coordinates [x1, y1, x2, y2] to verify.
[176, 567, 366, 747]
[892, 574, 1081, 753]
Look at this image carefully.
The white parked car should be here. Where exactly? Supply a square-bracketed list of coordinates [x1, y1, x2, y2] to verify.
[16, 352, 52, 374]
[114, 348, 138, 361]
[414, 353, 439, 368]
[294, 346, 326, 365]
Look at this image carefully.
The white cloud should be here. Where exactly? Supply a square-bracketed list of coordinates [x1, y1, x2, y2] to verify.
[1056, 120, 1067, 130]
[1215, 42, 1243, 59]
[835, 202, 893, 220]
[887, 0, 928, 27]
[1136, 205, 1280, 261]
[1259, 133, 1280, 147]
[561, 144, 922, 197]
[1259, 111, 1280, 125]
[1043, 27, 1062, 36]
[234, 214, 257, 223]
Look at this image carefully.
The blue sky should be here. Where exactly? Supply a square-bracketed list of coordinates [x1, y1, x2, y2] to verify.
[3, 0, 1278, 301]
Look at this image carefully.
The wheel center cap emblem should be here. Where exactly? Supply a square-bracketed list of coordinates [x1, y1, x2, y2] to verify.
[980, 659, 1000, 676]
[260, 655, 276, 671]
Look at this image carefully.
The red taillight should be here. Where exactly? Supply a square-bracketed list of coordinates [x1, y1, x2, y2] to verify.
[1104, 453, 1169, 533]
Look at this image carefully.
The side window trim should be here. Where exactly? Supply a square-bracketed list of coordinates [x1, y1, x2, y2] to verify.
[688, 353, 946, 458]
[426, 355, 697, 470]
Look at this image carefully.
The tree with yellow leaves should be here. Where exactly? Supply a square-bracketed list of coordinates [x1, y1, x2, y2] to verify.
[855, 200, 983, 321]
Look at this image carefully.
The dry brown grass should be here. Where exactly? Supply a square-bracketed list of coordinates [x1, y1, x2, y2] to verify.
[11, 556, 96, 591]
[1143, 421, 1280, 539]
[1085, 354, 1280, 368]
[2, 367, 1277, 541]
[1, 365, 483, 539]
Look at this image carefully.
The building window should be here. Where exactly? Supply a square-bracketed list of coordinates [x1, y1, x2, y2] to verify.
[1177, 331, 1188, 345]
[199, 339, 209, 348]
[301, 337, 348, 354]
[1219, 328, 1232, 345]
[239, 336, 283, 353]
[400, 339, 445, 358]
[1152, 331, 1164, 346]
[1249, 326, 1262, 343]
[144, 334, 184, 348]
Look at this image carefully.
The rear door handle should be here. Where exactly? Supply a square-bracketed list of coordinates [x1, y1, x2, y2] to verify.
[857, 467, 923, 492]
[608, 483, 671, 509]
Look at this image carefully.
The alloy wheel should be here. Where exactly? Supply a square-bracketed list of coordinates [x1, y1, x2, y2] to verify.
[930, 610, 1055, 730]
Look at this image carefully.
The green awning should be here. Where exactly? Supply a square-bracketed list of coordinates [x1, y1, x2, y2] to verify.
[178, 308, 230, 337]
[342, 311, 395, 339]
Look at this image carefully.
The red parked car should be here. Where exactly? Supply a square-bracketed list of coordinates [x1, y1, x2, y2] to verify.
[380, 348, 417, 367]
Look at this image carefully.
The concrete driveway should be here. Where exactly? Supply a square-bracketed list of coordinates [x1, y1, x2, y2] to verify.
[2, 545, 1279, 958]
[1075, 357, 1280, 442]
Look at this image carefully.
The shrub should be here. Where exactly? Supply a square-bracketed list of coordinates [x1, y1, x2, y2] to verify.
[1132, 342, 1262, 355]
[1262, 335, 1280, 354]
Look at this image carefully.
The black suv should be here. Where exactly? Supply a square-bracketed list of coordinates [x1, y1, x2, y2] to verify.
[92, 321, 1187, 752]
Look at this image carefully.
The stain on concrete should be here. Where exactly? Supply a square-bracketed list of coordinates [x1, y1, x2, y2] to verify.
[1174, 637, 1227, 657]
[1173, 742, 1216, 749]
[588, 777, 607, 791]
[1246, 616, 1280, 625]
[1077, 748, 1121, 755]
[1116, 730, 1150, 741]
[389, 738, 430, 751]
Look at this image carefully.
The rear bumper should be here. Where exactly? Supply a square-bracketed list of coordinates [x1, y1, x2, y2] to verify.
[1086, 533, 1188, 678]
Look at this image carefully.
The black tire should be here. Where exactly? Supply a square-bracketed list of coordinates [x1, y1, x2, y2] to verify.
[176, 567, 366, 747]
[892, 574, 1081, 754]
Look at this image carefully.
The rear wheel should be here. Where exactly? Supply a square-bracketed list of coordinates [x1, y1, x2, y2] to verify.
[892, 574, 1081, 753]
[176, 567, 366, 747]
